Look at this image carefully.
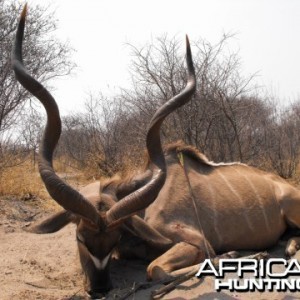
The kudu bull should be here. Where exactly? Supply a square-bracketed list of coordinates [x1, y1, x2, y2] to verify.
[12, 5, 300, 299]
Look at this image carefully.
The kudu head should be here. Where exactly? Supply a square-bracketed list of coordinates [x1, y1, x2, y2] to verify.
[12, 5, 196, 298]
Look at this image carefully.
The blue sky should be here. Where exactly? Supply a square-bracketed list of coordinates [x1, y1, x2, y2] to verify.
[25, 0, 300, 114]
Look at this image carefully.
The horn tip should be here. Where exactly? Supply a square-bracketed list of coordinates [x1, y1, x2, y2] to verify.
[185, 34, 190, 43]
[185, 34, 192, 59]
[185, 34, 191, 54]
[21, 3, 28, 21]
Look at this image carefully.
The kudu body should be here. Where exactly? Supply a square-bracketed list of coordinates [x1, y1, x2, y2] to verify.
[12, 5, 300, 299]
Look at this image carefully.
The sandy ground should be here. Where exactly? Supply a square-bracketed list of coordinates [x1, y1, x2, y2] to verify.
[2, 197, 300, 300]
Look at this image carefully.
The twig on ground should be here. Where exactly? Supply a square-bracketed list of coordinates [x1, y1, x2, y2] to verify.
[65, 287, 83, 299]
[24, 281, 50, 289]
[118, 276, 176, 300]
[151, 267, 199, 299]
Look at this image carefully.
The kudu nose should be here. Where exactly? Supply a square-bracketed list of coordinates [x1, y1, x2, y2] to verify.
[86, 278, 113, 299]
[86, 290, 105, 299]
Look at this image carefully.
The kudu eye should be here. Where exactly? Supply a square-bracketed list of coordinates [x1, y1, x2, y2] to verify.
[76, 233, 85, 244]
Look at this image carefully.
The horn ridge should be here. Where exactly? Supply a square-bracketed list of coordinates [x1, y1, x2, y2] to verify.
[12, 5, 104, 228]
[106, 36, 196, 225]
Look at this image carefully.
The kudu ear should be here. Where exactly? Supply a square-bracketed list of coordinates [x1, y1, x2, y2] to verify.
[122, 215, 172, 249]
[27, 210, 78, 234]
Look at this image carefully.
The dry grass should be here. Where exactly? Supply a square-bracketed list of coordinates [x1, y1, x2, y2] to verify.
[0, 160, 47, 198]
[0, 158, 89, 210]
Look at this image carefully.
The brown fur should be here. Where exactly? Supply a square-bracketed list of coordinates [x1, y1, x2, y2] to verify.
[76, 145, 300, 283]
[164, 141, 212, 165]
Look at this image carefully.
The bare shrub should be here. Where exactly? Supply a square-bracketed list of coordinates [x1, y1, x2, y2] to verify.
[0, 0, 75, 172]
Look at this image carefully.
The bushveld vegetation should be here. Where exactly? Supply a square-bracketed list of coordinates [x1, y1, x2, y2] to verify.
[1, 1, 300, 201]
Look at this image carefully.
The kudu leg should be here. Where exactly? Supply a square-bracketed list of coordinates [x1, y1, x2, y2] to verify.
[146, 238, 215, 281]
[279, 188, 300, 256]
[285, 237, 300, 257]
